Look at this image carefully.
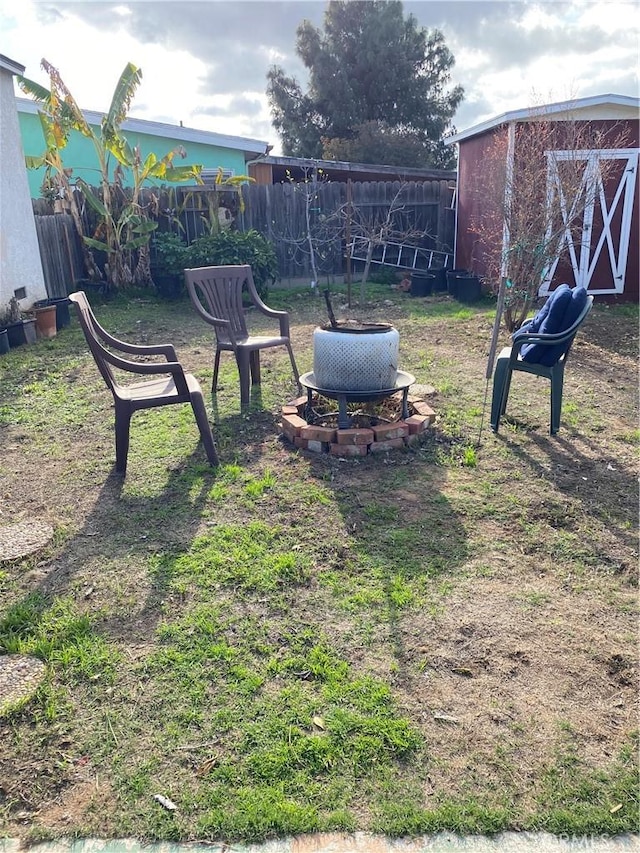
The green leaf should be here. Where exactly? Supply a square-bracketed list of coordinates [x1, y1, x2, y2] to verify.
[130, 221, 158, 235]
[83, 237, 110, 252]
[122, 234, 152, 251]
[76, 181, 110, 219]
[105, 63, 142, 133]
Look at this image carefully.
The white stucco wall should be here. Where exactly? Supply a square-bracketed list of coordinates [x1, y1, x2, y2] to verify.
[0, 56, 46, 312]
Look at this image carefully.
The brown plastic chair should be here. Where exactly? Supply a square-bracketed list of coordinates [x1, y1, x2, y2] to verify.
[183, 265, 300, 409]
[69, 291, 218, 474]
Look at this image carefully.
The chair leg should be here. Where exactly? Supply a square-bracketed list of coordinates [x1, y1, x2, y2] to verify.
[114, 405, 131, 475]
[190, 393, 219, 467]
[236, 350, 251, 410]
[249, 350, 261, 386]
[550, 364, 565, 434]
[490, 355, 511, 432]
[286, 342, 301, 390]
[211, 348, 222, 394]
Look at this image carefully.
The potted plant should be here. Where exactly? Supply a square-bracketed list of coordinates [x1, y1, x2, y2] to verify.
[4, 298, 37, 347]
[151, 232, 190, 299]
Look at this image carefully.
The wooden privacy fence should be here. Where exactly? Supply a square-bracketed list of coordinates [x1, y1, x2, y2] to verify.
[32, 179, 455, 291]
[33, 213, 85, 298]
[239, 179, 456, 281]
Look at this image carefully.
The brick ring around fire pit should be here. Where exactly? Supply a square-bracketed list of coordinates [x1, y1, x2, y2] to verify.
[279, 378, 436, 457]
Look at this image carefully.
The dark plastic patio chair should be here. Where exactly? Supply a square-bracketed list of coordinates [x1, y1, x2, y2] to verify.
[69, 291, 218, 474]
[490, 291, 593, 434]
[183, 265, 300, 409]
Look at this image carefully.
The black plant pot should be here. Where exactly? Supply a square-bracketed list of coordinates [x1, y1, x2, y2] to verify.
[153, 273, 184, 300]
[446, 269, 468, 298]
[0, 329, 9, 355]
[410, 272, 435, 297]
[455, 274, 482, 304]
[6, 318, 37, 347]
[431, 267, 448, 292]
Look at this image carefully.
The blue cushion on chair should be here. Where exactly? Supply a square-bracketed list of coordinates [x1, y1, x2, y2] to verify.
[535, 285, 588, 366]
[520, 284, 574, 365]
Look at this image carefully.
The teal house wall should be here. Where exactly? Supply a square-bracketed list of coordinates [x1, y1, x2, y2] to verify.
[16, 97, 268, 199]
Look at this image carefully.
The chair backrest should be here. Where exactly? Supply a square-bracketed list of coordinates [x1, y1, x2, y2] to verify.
[69, 291, 120, 394]
[184, 265, 253, 344]
[519, 292, 593, 367]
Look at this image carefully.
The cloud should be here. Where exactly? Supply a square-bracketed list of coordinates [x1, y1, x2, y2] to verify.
[11, 0, 639, 148]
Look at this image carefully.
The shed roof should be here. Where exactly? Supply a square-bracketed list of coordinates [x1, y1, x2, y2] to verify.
[252, 154, 456, 183]
[15, 96, 269, 159]
[446, 94, 640, 145]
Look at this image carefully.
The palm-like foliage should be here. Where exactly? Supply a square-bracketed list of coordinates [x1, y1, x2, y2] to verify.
[19, 60, 203, 289]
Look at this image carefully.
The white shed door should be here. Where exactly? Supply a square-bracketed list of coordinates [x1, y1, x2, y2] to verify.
[540, 148, 639, 295]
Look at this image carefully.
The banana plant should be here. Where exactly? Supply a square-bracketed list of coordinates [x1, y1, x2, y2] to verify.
[19, 60, 203, 290]
[17, 74, 103, 281]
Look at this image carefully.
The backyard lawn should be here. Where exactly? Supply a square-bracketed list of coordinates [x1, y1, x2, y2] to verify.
[0, 284, 637, 843]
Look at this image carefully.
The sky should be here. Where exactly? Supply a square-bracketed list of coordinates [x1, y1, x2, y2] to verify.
[1, 0, 638, 153]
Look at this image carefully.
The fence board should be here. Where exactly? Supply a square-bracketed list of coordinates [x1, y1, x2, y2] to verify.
[34, 214, 85, 298]
[33, 178, 455, 288]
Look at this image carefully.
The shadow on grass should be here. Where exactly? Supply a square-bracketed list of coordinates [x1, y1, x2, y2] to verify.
[494, 428, 638, 568]
[306, 434, 469, 677]
[5, 449, 221, 647]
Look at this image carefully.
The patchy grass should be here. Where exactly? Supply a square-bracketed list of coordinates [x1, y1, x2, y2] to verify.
[0, 284, 637, 842]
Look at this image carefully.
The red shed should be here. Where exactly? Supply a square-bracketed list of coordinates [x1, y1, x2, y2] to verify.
[447, 94, 639, 302]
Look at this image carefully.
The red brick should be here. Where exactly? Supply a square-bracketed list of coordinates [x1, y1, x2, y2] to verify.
[330, 442, 369, 457]
[287, 395, 308, 412]
[405, 414, 431, 435]
[294, 436, 326, 453]
[301, 424, 336, 443]
[281, 405, 299, 416]
[280, 413, 307, 441]
[336, 428, 374, 446]
[370, 437, 406, 453]
[412, 402, 436, 422]
[371, 422, 409, 441]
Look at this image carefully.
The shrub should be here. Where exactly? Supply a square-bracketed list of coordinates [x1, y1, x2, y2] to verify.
[186, 230, 278, 299]
[151, 232, 190, 299]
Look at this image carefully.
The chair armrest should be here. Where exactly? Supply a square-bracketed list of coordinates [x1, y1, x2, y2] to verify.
[92, 319, 179, 362]
[248, 286, 291, 336]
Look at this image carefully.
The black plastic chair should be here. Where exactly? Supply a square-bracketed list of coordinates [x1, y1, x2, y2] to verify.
[69, 291, 218, 474]
[184, 265, 300, 409]
[490, 294, 593, 434]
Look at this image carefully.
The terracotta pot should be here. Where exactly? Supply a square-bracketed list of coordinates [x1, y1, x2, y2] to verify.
[35, 297, 71, 328]
[35, 305, 57, 339]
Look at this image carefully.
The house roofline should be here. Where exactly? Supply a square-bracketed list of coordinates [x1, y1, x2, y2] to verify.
[446, 93, 640, 145]
[14, 96, 269, 158]
[0, 55, 25, 76]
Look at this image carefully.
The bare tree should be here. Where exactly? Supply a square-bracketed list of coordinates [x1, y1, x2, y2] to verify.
[274, 167, 343, 292]
[471, 112, 628, 332]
